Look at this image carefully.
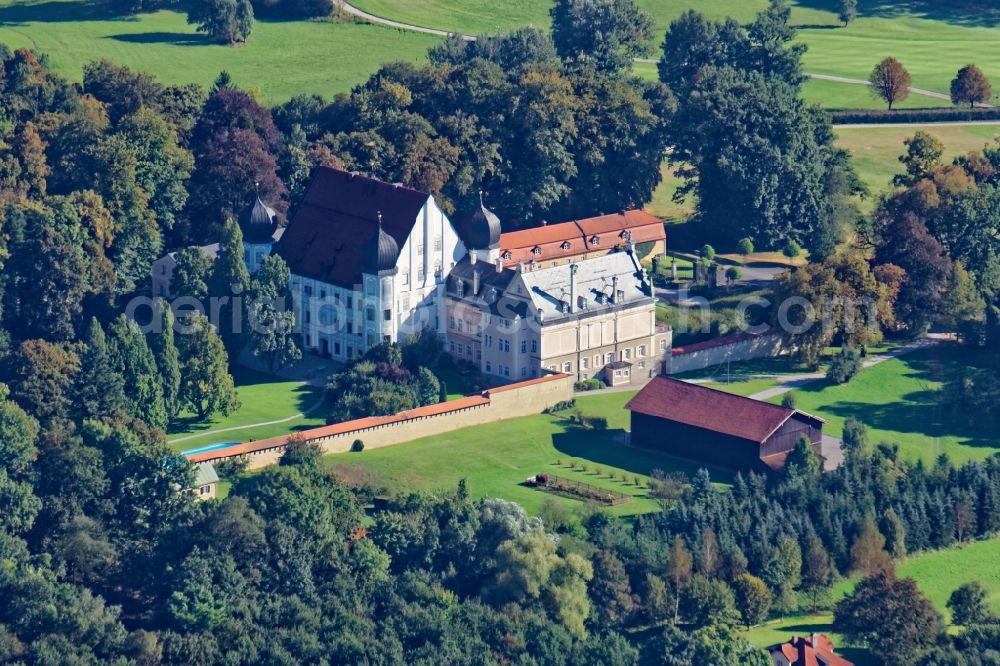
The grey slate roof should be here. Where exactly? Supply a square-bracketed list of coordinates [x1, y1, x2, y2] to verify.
[519, 250, 651, 321]
[193, 462, 219, 487]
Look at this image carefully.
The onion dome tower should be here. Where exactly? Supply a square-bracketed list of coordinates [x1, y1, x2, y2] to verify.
[459, 192, 502, 263]
[363, 211, 400, 276]
[238, 183, 279, 273]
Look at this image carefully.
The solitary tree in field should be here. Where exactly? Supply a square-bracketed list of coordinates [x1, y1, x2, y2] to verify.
[951, 64, 992, 108]
[837, 0, 858, 26]
[188, 0, 254, 45]
[550, 0, 655, 73]
[869, 57, 911, 110]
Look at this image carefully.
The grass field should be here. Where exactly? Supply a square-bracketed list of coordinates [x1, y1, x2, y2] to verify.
[0, 1, 438, 103]
[324, 390, 735, 517]
[745, 537, 1000, 664]
[167, 367, 327, 452]
[353, 0, 1000, 107]
[773, 344, 1000, 465]
[834, 123, 1000, 199]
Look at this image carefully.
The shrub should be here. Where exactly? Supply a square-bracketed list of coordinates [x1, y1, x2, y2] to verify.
[831, 107, 1000, 125]
[843, 417, 870, 450]
[783, 239, 802, 258]
[737, 237, 755, 255]
[827, 347, 862, 384]
[725, 266, 742, 285]
[574, 378, 605, 392]
[351, 439, 364, 452]
[781, 392, 796, 409]
[701, 244, 716, 260]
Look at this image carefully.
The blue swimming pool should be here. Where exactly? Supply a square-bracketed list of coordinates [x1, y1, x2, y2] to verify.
[181, 441, 240, 457]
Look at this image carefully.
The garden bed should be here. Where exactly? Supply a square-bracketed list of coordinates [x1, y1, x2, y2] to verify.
[525, 473, 632, 506]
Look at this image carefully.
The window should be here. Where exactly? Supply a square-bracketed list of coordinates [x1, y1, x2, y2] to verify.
[594, 355, 600, 368]
[532, 246, 542, 256]
[466, 345, 472, 357]
[531, 340, 538, 353]
[366, 279, 377, 296]
[347, 345, 353, 357]
[304, 285, 313, 296]
[561, 240, 571, 250]
[366, 308, 375, 322]
[617, 290, 625, 302]
[401, 271, 409, 285]
[335, 342, 341, 355]
[590, 235, 600, 245]
[401, 293, 410, 310]
[433, 236, 442, 251]
[622, 348, 631, 361]
[581, 357, 589, 370]
[456, 280, 465, 297]
[201, 485, 211, 496]
[660, 339, 668, 351]
[347, 322, 354, 334]
[320, 288, 326, 299]
[417, 242, 424, 254]
[563, 362, 572, 373]
[605, 352, 613, 364]
[449, 316, 456, 329]
[638, 361, 645, 369]
[458, 319, 463, 332]
[521, 366, 528, 377]
[638, 345, 646, 358]
[476, 325, 482, 337]
[502, 250, 511, 260]
[417, 267, 425, 281]
[305, 310, 311, 324]
[347, 296, 353, 309]
[383, 309, 392, 321]
[485, 360, 492, 373]
[450, 341, 455, 352]
[485, 335, 492, 348]
[520, 340, 527, 354]
[465, 319, 473, 332]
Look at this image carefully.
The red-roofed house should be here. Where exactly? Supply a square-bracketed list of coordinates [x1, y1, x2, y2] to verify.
[767, 633, 854, 666]
[497, 210, 665, 269]
[626, 375, 824, 472]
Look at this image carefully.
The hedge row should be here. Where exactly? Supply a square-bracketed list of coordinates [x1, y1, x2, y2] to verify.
[832, 107, 1000, 125]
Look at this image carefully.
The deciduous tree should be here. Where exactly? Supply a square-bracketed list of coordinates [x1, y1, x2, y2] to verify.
[550, 0, 654, 74]
[188, 0, 254, 45]
[178, 314, 239, 420]
[869, 57, 911, 110]
[951, 64, 992, 108]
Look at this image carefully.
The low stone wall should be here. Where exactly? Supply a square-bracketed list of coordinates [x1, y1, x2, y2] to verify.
[667, 331, 785, 375]
[186, 373, 574, 470]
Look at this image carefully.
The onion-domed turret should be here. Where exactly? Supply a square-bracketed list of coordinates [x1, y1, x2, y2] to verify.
[460, 193, 501, 250]
[363, 212, 399, 275]
[238, 184, 278, 244]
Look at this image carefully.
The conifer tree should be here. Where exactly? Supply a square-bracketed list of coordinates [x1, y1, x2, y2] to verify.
[107, 315, 168, 430]
[209, 218, 251, 359]
[76, 317, 126, 421]
[149, 301, 182, 421]
[179, 314, 240, 420]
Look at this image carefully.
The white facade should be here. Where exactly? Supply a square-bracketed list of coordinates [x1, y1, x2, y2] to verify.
[292, 196, 466, 360]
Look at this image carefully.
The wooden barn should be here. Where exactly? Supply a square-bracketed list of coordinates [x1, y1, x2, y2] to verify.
[626, 376, 825, 473]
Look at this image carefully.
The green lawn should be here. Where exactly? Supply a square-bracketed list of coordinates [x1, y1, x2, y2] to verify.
[834, 123, 1000, 201]
[167, 367, 327, 452]
[745, 537, 1000, 664]
[801, 77, 953, 111]
[353, 0, 1000, 108]
[324, 390, 735, 517]
[773, 344, 1000, 465]
[0, 1, 439, 103]
[702, 378, 780, 398]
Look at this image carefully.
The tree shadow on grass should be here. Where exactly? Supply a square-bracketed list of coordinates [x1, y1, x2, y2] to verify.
[792, 0, 1000, 28]
[550, 427, 737, 486]
[105, 31, 211, 46]
[0, 0, 120, 24]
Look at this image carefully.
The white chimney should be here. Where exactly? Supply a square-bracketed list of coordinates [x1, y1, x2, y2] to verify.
[569, 264, 578, 313]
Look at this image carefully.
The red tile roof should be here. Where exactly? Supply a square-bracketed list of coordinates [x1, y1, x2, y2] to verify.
[498, 210, 664, 267]
[275, 167, 429, 287]
[626, 375, 824, 444]
[767, 634, 854, 666]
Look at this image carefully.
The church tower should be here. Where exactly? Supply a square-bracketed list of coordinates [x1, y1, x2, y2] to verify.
[238, 183, 279, 273]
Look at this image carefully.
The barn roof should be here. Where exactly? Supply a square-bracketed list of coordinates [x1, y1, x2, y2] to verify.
[275, 167, 429, 288]
[626, 375, 824, 444]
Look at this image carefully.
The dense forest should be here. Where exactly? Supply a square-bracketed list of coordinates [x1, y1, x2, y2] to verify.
[0, 0, 999, 663]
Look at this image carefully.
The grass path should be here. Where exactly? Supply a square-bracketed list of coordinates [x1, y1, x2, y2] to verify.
[167, 390, 327, 445]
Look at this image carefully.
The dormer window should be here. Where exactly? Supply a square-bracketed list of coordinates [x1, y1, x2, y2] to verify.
[620, 230, 632, 241]
[590, 235, 600, 245]
[532, 246, 542, 256]
[502, 250, 512, 260]
[456, 280, 465, 297]
[561, 241, 571, 250]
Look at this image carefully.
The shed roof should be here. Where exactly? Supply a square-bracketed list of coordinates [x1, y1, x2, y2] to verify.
[626, 375, 824, 444]
[193, 462, 219, 486]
